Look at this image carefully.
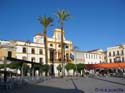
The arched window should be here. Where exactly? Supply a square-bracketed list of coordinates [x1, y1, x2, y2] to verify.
[117, 51, 119, 55]
[39, 49, 43, 54]
[110, 59, 112, 63]
[114, 58, 115, 62]
[39, 58, 43, 63]
[122, 57, 124, 62]
[31, 48, 35, 54]
[23, 47, 26, 53]
[58, 44, 61, 48]
[113, 51, 115, 56]
[109, 52, 111, 56]
[121, 50, 124, 55]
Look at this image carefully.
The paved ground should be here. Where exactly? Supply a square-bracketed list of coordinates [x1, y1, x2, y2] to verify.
[2, 76, 125, 93]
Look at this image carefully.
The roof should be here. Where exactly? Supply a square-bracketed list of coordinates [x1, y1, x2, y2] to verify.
[34, 33, 44, 36]
[87, 48, 101, 52]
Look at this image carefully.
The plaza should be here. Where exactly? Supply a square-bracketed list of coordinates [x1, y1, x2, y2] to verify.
[0, 0, 125, 93]
[1, 76, 124, 93]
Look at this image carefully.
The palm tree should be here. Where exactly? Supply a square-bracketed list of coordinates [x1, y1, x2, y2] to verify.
[55, 9, 71, 77]
[38, 16, 53, 76]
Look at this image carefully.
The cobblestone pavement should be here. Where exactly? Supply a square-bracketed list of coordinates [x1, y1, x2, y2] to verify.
[2, 76, 125, 93]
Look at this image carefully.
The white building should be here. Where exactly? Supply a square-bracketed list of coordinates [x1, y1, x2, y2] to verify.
[1, 28, 72, 76]
[15, 40, 45, 64]
[72, 49, 105, 64]
[107, 44, 125, 63]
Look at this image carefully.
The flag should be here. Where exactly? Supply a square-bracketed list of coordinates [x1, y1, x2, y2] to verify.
[70, 53, 74, 60]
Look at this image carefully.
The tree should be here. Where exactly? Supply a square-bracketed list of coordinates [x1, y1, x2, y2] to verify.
[23, 63, 29, 76]
[8, 62, 29, 76]
[77, 63, 84, 76]
[65, 63, 75, 76]
[38, 16, 53, 64]
[38, 16, 53, 76]
[8, 62, 22, 69]
[0, 64, 4, 69]
[34, 64, 41, 71]
[42, 64, 50, 76]
[55, 9, 71, 77]
[57, 64, 62, 77]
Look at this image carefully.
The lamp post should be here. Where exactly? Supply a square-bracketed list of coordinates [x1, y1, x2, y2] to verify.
[3, 57, 7, 84]
[73, 46, 79, 76]
[25, 40, 31, 77]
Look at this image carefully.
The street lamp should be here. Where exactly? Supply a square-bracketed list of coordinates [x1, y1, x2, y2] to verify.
[73, 46, 79, 76]
[2, 57, 7, 84]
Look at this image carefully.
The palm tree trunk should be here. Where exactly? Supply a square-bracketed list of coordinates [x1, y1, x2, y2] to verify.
[44, 28, 48, 76]
[61, 22, 64, 77]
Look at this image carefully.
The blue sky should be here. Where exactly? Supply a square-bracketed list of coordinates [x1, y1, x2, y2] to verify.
[0, 0, 125, 51]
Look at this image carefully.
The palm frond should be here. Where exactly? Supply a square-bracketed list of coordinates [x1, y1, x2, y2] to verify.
[55, 9, 71, 23]
[38, 16, 53, 29]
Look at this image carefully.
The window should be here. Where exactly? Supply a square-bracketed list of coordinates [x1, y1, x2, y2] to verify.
[113, 51, 115, 56]
[93, 55, 95, 59]
[99, 56, 101, 59]
[66, 46, 69, 48]
[89, 54, 90, 59]
[39, 58, 43, 64]
[39, 49, 43, 54]
[31, 48, 35, 54]
[58, 44, 61, 47]
[91, 55, 93, 59]
[109, 52, 111, 56]
[31, 57, 35, 62]
[86, 54, 88, 59]
[117, 51, 119, 55]
[66, 53, 69, 56]
[122, 57, 124, 62]
[8, 51, 12, 58]
[110, 59, 112, 63]
[23, 47, 26, 53]
[121, 50, 124, 55]
[50, 44, 53, 47]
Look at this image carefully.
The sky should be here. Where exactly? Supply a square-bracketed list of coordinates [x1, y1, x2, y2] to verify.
[0, 0, 125, 51]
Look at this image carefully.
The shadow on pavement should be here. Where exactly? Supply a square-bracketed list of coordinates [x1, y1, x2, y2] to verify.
[3, 83, 84, 93]
[90, 77, 125, 86]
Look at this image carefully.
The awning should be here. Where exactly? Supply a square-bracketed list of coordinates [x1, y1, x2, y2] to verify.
[85, 62, 125, 69]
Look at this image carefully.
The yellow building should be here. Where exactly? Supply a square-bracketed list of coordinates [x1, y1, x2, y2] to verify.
[33, 28, 73, 63]
[0, 40, 16, 63]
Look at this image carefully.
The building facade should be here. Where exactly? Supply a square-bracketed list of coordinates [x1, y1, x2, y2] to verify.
[72, 49, 105, 64]
[0, 28, 72, 75]
[0, 40, 16, 63]
[107, 44, 125, 63]
[33, 28, 72, 64]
